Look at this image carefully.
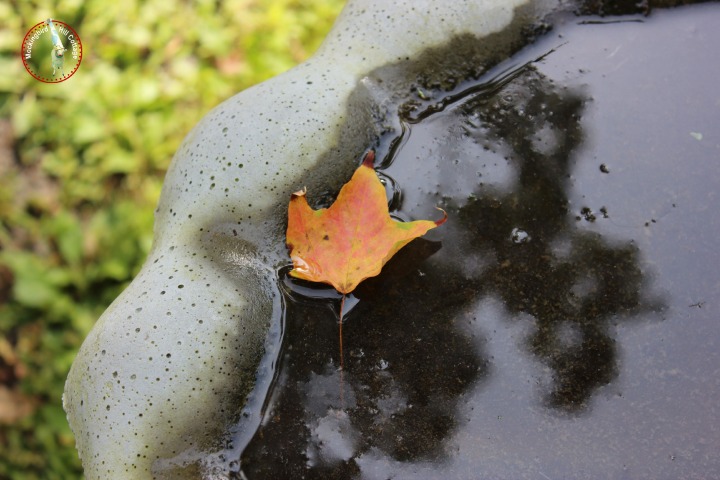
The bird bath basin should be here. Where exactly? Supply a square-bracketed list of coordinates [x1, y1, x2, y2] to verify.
[64, 1, 720, 478]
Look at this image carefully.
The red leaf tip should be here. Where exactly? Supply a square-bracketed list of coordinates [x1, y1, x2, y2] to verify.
[291, 187, 307, 198]
[362, 150, 375, 168]
[434, 207, 448, 226]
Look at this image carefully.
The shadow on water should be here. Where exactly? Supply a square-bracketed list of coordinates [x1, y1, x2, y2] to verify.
[241, 237, 487, 478]
[239, 50, 664, 476]
[444, 67, 662, 411]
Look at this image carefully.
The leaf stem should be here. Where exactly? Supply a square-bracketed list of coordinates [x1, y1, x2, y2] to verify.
[339, 294, 345, 408]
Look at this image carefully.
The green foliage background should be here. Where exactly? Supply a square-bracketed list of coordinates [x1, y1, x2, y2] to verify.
[0, 1, 345, 478]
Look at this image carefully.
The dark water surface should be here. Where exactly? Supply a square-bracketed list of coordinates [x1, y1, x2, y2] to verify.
[241, 5, 720, 479]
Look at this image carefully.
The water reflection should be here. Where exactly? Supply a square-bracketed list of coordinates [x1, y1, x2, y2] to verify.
[241, 238, 487, 478]
[240, 56, 662, 479]
[225, 4, 720, 477]
[448, 68, 661, 411]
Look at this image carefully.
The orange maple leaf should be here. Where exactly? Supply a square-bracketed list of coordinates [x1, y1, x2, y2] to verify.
[286, 151, 447, 294]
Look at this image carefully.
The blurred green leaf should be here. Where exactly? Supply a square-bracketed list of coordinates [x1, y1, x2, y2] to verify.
[12, 93, 39, 138]
[3, 252, 66, 309]
[71, 113, 107, 144]
[47, 212, 84, 266]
